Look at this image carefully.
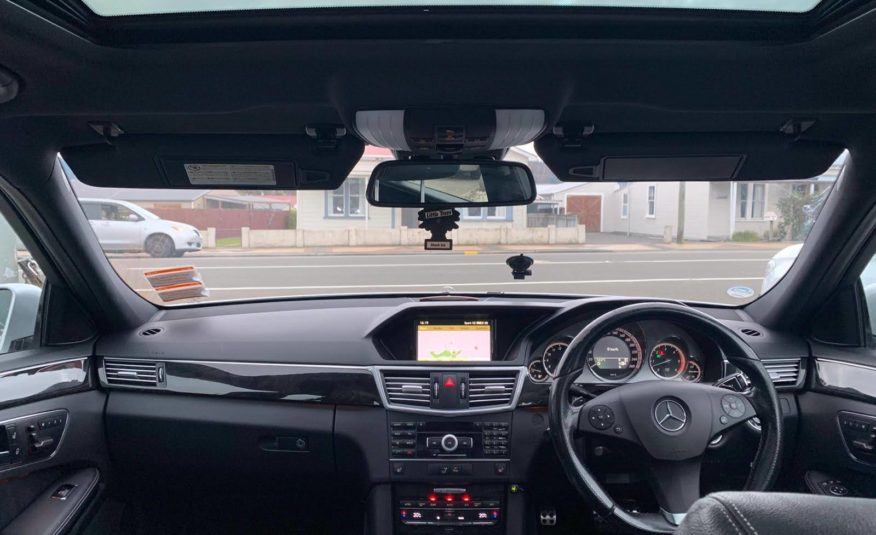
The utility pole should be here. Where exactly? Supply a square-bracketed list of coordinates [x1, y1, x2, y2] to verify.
[676, 182, 686, 244]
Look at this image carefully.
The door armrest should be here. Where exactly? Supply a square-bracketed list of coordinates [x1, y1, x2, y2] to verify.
[1, 467, 99, 535]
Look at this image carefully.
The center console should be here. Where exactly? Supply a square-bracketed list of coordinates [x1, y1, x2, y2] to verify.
[388, 414, 511, 534]
[367, 308, 550, 534]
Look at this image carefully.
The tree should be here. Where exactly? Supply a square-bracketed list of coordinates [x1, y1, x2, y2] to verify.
[776, 190, 812, 241]
[676, 182, 686, 244]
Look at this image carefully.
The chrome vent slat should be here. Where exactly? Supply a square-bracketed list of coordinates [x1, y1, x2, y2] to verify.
[381, 369, 520, 410]
[763, 359, 802, 386]
[104, 359, 161, 387]
[467, 371, 518, 407]
[382, 371, 433, 407]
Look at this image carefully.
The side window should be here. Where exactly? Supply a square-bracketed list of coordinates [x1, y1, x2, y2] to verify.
[109, 205, 140, 222]
[0, 210, 43, 355]
[861, 256, 876, 335]
[99, 203, 117, 221]
[80, 202, 102, 221]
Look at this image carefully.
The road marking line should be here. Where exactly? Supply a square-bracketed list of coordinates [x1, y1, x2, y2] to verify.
[124, 259, 769, 270]
[134, 277, 763, 292]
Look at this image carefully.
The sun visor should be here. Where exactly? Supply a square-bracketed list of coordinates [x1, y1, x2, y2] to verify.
[60, 134, 364, 190]
[535, 133, 844, 182]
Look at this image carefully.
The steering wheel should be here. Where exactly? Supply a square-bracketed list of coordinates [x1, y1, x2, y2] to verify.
[548, 302, 783, 533]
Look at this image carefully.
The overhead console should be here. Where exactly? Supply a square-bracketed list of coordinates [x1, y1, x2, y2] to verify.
[354, 108, 545, 156]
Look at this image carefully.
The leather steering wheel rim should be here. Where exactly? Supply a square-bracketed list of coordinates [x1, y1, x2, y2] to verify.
[548, 302, 783, 533]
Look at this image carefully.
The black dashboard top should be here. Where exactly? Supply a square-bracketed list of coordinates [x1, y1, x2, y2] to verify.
[97, 296, 809, 367]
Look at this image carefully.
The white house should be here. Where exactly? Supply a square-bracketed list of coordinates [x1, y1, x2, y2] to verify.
[296, 145, 539, 231]
[536, 170, 840, 241]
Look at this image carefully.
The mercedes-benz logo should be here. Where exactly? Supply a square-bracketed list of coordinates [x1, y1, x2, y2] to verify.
[654, 399, 688, 433]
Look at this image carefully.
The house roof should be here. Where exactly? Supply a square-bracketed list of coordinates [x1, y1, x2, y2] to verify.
[207, 193, 295, 208]
[70, 179, 210, 202]
[537, 182, 586, 195]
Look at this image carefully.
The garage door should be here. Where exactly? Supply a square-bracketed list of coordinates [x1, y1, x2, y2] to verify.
[565, 195, 602, 232]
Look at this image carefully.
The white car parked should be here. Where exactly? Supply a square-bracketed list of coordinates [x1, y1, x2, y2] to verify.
[763, 243, 876, 297]
[79, 198, 202, 257]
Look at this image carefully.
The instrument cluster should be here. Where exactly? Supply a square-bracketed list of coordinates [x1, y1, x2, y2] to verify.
[527, 321, 714, 385]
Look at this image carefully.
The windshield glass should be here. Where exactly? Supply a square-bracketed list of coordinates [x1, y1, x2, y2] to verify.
[82, 0, 821, 17]
[61, 146, 843, 307]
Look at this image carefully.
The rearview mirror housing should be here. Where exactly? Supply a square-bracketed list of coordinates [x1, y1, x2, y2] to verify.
[366, 160, 536, 208]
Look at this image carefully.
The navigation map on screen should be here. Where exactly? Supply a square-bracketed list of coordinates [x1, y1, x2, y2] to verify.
[416, 320, 491, 362]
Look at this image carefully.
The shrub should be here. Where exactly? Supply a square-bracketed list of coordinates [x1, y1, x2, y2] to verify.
[287, 208, 297, 229]
[731, 230, 761, 242]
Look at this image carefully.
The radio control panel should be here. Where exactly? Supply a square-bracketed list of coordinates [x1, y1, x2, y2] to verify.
[389, 419, 510, 460]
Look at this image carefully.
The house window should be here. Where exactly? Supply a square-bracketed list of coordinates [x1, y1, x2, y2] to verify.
[327, 178, 365, 218]
[646, 185, 656, 218]
[463, 206, 509, 221]
[486, 207, 507, 219]
[751, 183, 765, 219]
[463, 207, 482, 219]
[738, 183, 749, 219]
[621, 192, 629, 219]
[737, 183, 766, 220]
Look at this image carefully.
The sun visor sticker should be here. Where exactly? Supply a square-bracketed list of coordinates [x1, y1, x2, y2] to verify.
[182, 163, 277, 186]
[144, 266, 209, 302]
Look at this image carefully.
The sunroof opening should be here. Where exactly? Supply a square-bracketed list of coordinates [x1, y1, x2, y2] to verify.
[81, 1, 823, 18]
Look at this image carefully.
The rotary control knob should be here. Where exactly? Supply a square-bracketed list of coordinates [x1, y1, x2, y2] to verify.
[440, 434, 459, 452]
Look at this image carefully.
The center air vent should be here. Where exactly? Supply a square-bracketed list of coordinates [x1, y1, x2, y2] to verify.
[104, 359, 164, 387]
[763, 359, 802, 387]
[382, 371, 432, 407]
[139, 327, 164, 337]
[467, 371, 518, 407]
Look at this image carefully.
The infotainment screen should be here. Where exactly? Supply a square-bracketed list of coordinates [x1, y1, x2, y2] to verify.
[416, 319, 492, 362]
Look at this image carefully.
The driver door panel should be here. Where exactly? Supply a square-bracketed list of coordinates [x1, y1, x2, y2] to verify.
[794, 343, 876, 497]
[0, 347, 108, 534]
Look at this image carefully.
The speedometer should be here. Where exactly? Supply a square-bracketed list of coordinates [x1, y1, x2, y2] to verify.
[586, 328, 643, 381]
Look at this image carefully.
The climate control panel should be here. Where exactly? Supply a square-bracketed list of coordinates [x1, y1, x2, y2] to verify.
[395, 483, 504, 534]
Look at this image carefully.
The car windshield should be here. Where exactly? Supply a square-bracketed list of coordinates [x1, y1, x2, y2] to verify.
[60, 146, 843, 307]
[81, 0, 822, 17]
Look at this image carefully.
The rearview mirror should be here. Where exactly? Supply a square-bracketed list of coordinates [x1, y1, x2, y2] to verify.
[366, 160, 536, 208]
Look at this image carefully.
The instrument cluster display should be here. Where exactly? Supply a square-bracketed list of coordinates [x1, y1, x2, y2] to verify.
[527, 321, 710, 385]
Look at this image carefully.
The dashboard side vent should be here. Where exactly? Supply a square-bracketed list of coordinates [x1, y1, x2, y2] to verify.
[104, 359, 164, 387]
[382, 371, 432, 407]
[740, 328, 762, 337]
[139, 327, 164, 337]
[467, 371, 518, 407]
[763, 359, 802, 387]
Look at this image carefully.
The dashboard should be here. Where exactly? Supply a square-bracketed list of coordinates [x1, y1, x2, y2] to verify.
[527, 320, 725, 386]
[86, 296, 806, 534]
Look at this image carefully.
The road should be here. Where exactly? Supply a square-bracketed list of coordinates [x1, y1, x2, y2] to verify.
[106, 248, 779, 305]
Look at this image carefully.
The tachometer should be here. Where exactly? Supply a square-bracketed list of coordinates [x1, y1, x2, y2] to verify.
[682, 361, 702, 383]
[528, 359, 549, 383]
[649, 342, 687, 379]
[586, 328, 643, 381]
[542, 341, 569, 377]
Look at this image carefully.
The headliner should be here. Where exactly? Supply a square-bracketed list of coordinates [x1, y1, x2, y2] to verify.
[0, 0, 875, 188]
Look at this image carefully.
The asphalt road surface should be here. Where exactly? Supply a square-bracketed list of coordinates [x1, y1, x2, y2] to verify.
[107, 248, 780, 305]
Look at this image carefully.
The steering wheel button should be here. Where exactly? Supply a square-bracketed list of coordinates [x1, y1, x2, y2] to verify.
[588, 405, 614, 430]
